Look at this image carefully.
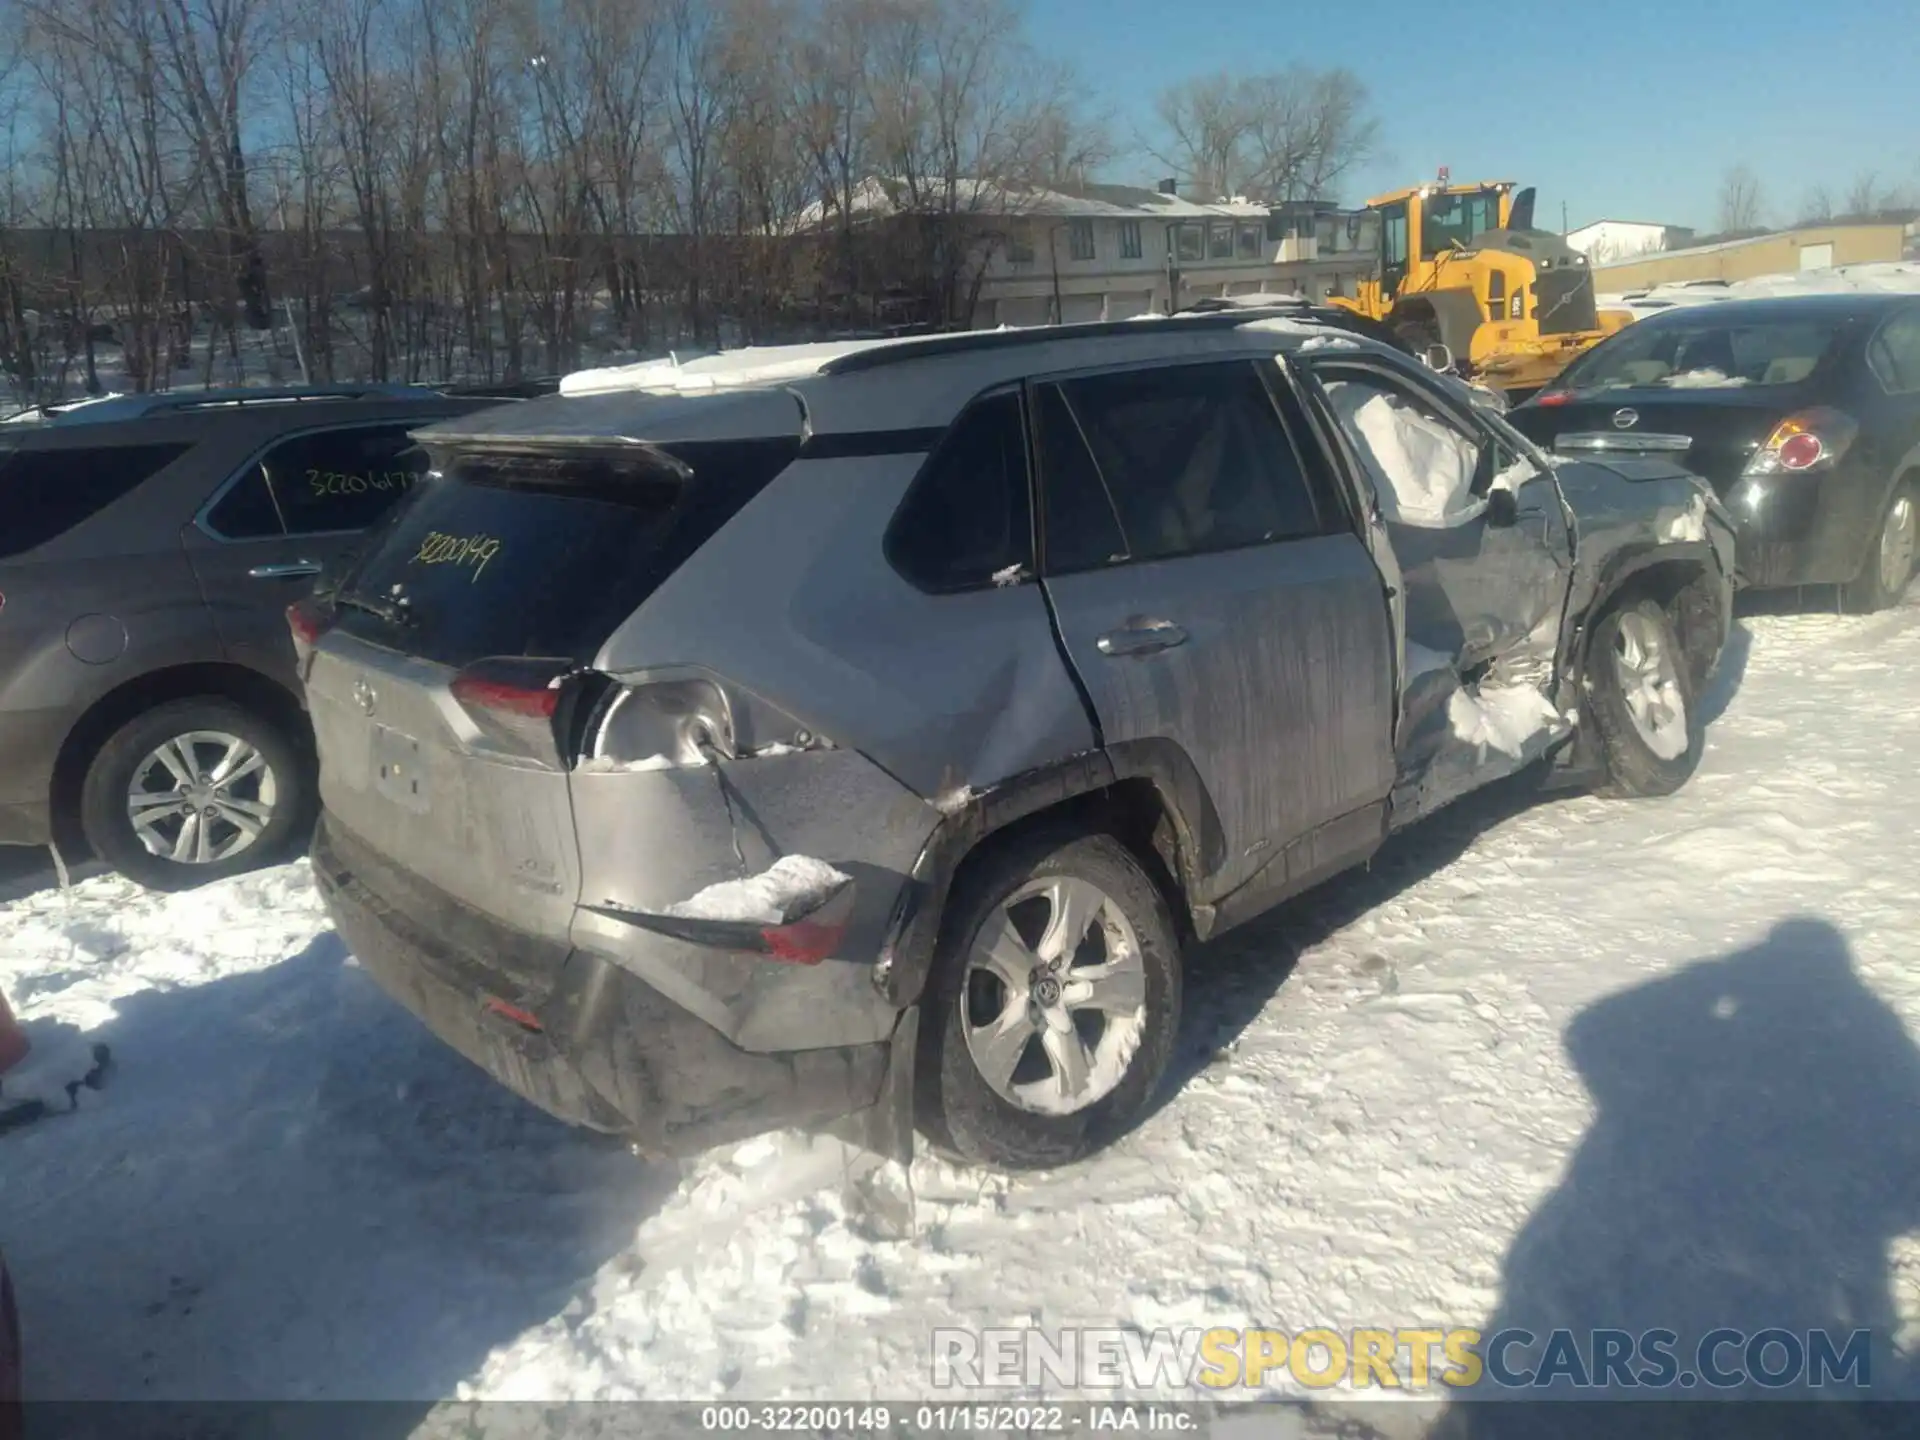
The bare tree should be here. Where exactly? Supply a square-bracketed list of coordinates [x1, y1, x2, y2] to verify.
[1152, 65, 1376, 203]
[151, 0, 277, 333]
[1240, 66, 1376, 202]
[1717, 163, 1765, 234]
[1152, 72, 1247, 200]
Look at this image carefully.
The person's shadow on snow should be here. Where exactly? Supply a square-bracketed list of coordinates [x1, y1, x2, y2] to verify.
[1436, 917, 1920, 1440]
[1, 931, 675, 1425]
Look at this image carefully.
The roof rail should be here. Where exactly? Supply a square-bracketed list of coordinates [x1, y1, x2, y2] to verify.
[816, 312, 1272, 376]
[23, 383, 445, 427]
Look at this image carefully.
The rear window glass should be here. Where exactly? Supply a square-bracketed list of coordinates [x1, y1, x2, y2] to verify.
[1562, 316, 1850, 392]
[0, 442, 191, 559]
[330, 438, 797, 667]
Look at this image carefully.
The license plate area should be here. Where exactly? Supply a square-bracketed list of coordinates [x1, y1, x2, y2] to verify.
[371, 724, 430, 814]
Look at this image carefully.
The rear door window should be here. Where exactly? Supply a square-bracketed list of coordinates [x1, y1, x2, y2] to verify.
[0, 442, 191, 559]
[204, 425, 430, 540]
[1037, 360, 1327, 571]
[331, 438, 797, 667]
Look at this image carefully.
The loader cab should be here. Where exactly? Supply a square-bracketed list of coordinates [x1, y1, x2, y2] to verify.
[1372, 178, 1517, 296]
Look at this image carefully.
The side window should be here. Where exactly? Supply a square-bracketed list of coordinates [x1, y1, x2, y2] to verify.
[1042, 361, 1324, 569]
[205, 467, 285, 539]
[1037, 384, 1128, 573]
[256, 426, 430, 536]
[0, 442, 191, 560]
[1868, 311, 1920, 394]
[1315, 368, 1487, 528]
[885, 392, 1033, 592]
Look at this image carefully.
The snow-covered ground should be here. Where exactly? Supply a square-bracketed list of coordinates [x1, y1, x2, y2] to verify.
[5, 601, 1920, 1423]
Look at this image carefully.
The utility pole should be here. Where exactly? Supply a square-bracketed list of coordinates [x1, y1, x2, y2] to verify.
[1562, 200, 1569, 235]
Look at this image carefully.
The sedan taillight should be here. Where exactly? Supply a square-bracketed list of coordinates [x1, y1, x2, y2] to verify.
[1743, 407, 1859, 478]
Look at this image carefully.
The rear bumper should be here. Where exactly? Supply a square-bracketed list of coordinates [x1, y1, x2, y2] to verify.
[312, 816, 902, 1159]
[1721, 464, 1882, 589]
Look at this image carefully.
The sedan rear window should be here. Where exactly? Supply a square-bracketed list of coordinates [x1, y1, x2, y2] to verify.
[1562, 316, 1850, 392]
[330, 438, 797, 668]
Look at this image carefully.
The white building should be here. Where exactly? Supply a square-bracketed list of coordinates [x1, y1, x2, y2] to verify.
[813, 178, 1380, 328]
[1564, 219, 1695, 266]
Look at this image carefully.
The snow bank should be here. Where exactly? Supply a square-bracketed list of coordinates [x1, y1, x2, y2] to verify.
[662, 856, 851, 925]
[1324, 380, 1480, 527]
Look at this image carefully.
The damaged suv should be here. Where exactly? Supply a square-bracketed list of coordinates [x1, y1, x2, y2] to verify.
[298, 315, 1735, 1171]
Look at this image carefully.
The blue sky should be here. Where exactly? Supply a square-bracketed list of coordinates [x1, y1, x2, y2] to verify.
[1023, 0, 1920, 232]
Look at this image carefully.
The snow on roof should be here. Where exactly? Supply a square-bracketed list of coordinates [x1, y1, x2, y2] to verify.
[560, 335, 972, 397]
[1599, 261, 1920, 319]
[798, 176, 1270, 231]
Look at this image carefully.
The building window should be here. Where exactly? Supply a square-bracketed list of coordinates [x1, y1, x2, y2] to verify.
[1119, 221, 1143, 260]
[1007, 227, 1035, 264]
[1068, 219, 1096, 262]
[1175, 224, 1204, 263]
[1209, 222, 1234, 260]
[1237, 223, 1262, 260]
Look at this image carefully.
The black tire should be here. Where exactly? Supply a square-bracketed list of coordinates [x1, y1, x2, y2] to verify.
[920, 831, 1182, 1170]
[79, 697, 313, 892]
[1586, 598, 1703, 798]
[1841, 478, 1917, 614]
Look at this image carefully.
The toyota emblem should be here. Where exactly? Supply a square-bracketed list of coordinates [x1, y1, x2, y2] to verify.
[1612, 407, 1640, 429]
[352, 679, 377, 715]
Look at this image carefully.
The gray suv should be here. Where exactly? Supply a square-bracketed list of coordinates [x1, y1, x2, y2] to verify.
[0, 386, 497, 888]
[302, 317, 1737, 1170]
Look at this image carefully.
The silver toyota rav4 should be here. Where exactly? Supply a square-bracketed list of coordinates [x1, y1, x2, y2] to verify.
[298, 315, 1736, 1170]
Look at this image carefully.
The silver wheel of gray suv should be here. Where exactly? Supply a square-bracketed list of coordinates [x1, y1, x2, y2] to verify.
[79, 698, 312, 892]
[926, 831, 1181, 1170]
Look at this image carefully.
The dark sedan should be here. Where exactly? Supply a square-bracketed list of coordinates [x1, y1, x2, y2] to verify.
[1511, 294, 1920, 609]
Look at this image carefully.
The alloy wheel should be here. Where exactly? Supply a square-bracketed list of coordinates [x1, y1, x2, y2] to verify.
[960, 874, 1149, 1117]
[1611, 610, 1689, 762]
[126, 730, 280, 865]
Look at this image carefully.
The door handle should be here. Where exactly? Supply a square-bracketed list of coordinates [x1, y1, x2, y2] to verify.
[1096, 620, 1188, 657]
[248, 561, 322, 580]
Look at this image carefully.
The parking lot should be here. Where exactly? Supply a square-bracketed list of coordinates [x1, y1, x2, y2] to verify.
[3, 600, 1917, 1415]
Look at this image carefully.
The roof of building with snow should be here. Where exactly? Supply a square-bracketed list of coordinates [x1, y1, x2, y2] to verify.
[801, 177, 1272, 231]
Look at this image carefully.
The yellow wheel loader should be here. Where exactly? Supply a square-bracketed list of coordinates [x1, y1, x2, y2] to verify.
[1328, 171, 1632, 399]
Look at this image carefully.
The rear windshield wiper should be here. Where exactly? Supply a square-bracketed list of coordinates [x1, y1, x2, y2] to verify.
[332, 589, 414, 627]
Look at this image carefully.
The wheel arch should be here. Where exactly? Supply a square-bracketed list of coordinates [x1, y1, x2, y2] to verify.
[1388, 290, 1483, 363]
[1570, 544, 1727, 696]
[875, 742, 1225, 1009]
[50, 662, 311, 856]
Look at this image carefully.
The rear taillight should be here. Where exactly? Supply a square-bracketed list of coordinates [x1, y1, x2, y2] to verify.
[1533, 390, 1571, 406]
[1744, 407, 1859, 478]
[451, 658, 572, 761]
[581, 677, 736, 770]
[287, 599, 327, 676]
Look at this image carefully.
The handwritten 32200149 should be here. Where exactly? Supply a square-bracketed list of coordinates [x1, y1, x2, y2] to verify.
[412, 531, 503, 581]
